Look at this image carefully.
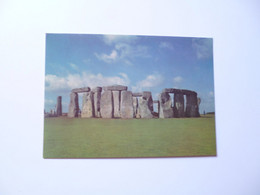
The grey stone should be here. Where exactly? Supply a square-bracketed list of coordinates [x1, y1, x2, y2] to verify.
[103, 85, 127, 91]
[132, 92, 142, 97]
[121, 91, 134, 119]
[174, 93, 185, 117]
[100, 90, 114, 118]
[158, 92, 174, 118]
[93, 87, 102, 117]
[71, 87, 90, 93]
[139, 99, 153, 119]
[92, 87, 102, 93]
[68, 92, 79, 118]
[163, 88, 197, 96]
[185, 94, 200, 117]
[142, 91, 154, 112]
[138, 92, 154, 118]
[81, 92, 94, 118]
[181, 89, 197, 96]
[133, 97, 138, 118]
[163, 88, 181, 94]
[113, 91, 121, 118]
[56, 96, 62, 116]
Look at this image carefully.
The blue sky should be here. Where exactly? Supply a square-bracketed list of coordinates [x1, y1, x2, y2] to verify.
[44, 34, 215, 113]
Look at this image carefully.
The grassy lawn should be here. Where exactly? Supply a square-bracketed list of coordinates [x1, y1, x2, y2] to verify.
[43, 114, 216, 158]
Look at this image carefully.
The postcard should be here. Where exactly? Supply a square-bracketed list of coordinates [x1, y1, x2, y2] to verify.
[44, 34, 216, 158]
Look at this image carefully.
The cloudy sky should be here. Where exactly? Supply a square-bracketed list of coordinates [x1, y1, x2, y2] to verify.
[44, 34, 215, 113]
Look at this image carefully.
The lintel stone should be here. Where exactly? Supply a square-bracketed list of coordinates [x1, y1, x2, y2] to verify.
[71, 87, 91, 93]
[103, 85, 127, 91]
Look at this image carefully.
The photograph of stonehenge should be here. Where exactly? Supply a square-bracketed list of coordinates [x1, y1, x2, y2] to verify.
[44, 34, 216, 158]
[56, 86, 200, 119]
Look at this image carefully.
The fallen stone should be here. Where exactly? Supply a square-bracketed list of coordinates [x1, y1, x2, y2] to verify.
[103, 85, 127, 91]
[158, 92, 174, 118]
[81, 92, 94, 118]
[121, 91, 134, 118]
[100, 90, 114, 118]
[68, 92, 79, 118]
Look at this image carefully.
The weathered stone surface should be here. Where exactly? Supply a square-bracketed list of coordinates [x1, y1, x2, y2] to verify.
[139, 98, 153, 119]
[133, 97, 138, 118]
[100, 90, 114, 118]
[103, 85, 127, 91]
[71, 87, 90, 93]
[68, 92, 79, 118]
[56, 96, 62, 116]
[135, 97, 141, 118]
[92, 87, 102, 93]
[138, 92, 154, 118]
[132, 92, 142, 97]
[93, 87, 102, 117]
[173, 93, 185, 117]
[181, 89, 197, 96]
[121, 91, 134, 119]
[142, 91, 154, 112]
[158, 92, 174, 118]
[81, 92, 94, 118]
[185, 94, 200, 117]
[112, 91, 121, 118]
[163, 88, 197, 95]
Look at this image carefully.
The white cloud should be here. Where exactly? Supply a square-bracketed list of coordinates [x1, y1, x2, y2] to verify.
[95, 50, 118, 63]
[45, 72, 130, 92]
[69, 63, 78, 70]
[95, 43, 149, 65]
[132, 74, 164, 92]
[173, 76, 183, 83]
[192, 38, 213, 59]
[103, 35, 137, 45]
[159, 42, 173, 50]
[44, 99, 54, 104]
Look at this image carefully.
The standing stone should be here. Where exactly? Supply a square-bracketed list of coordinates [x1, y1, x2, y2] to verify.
[112, 91, 121, 118]
[93, 87, 102, 117]
[100, 90, 114, 118]
[136, 98, 141, 118]
[121, 91, 134, 119]
[133, 97, 138, 118]
[56, 96, 62, 116]
[138, 92, 154, 118]
[158, 92, 174, 118]
[173, 93, 185, 117]
[68, 92, 79, 118]
[185, 94, 200, 117]
[81, 92, 94, 118]
[142, 91, 154, 112]
[139, 98, 153, 118]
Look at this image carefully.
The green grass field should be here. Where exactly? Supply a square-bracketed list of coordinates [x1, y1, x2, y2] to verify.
[43, 114, 216, 158]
